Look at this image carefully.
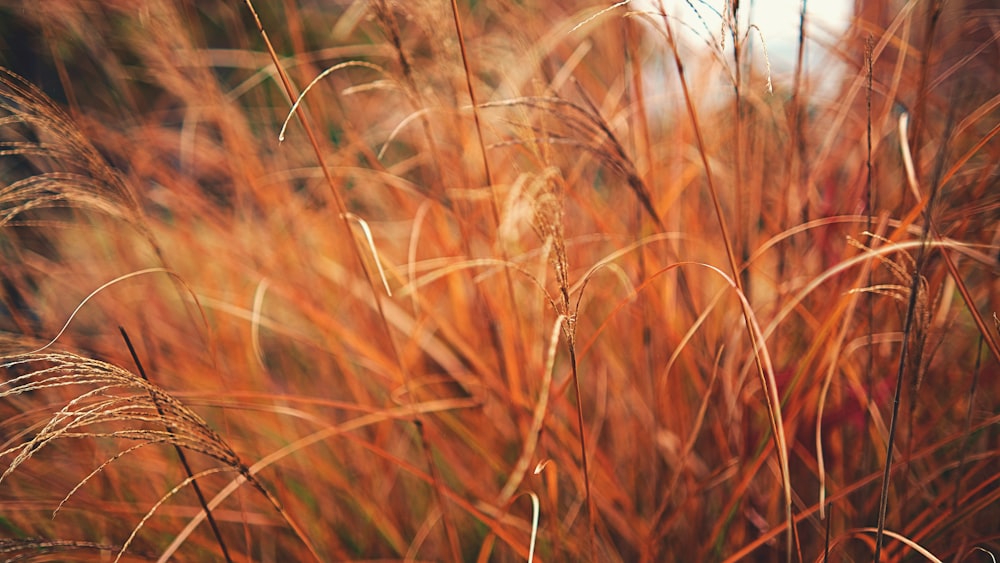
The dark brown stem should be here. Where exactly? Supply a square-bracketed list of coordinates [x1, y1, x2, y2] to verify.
[567, 341, 598, 560]
[119, 327, 233, 563]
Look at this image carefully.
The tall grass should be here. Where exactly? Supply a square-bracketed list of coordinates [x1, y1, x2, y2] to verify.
[1, 1, 998, 561]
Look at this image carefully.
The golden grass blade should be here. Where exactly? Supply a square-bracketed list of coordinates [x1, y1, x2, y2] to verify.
[497, 315, 561, 504]
[278, 60, 389, 143]
[854, 528, 943, 562]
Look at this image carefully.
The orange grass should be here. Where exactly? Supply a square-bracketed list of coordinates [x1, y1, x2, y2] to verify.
[1, 1, 998, 561]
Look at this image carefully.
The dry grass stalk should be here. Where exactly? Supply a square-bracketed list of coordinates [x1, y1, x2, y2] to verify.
[0, 0, 998, 560]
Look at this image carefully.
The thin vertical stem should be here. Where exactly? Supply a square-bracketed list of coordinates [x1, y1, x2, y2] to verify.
[448, 0, 528, 412]
[658, 3, 793, 561]
[567, 342, 598, 559]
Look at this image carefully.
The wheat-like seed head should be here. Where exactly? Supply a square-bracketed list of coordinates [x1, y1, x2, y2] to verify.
[0, 352, 244, 486]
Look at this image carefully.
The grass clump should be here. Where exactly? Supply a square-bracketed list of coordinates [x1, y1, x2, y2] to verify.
[1, 0, 998, 561]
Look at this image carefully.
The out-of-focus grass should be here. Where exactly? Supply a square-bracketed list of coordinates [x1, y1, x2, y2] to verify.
[1, 1, 997, 561]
